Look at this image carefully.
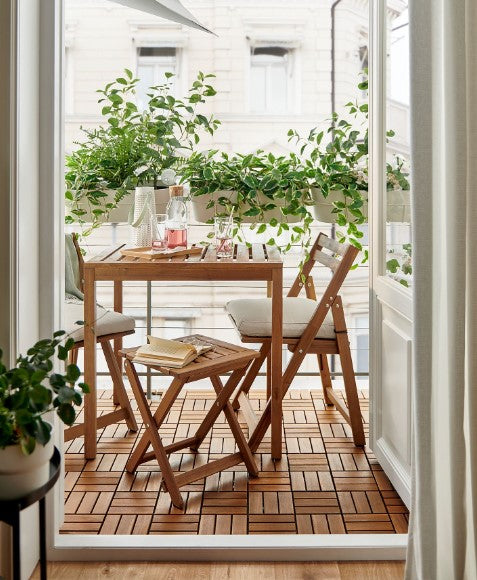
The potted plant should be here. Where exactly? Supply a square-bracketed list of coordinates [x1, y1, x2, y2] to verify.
[0, 332, 88, 500]
[180, 149, 315, 254]
[289, 78, 410, 254]
[65, 69, 220, 236]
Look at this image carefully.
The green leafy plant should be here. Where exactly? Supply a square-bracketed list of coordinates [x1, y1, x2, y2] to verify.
[180, 149, 315, 254]
[288, 76, 410, 258]
[65, 69, 220, 235]
[0, 332, 89, 455]
[386, 242, 412, 287]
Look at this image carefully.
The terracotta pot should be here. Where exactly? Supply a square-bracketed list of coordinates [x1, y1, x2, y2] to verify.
[0, 437, 54, 500]
[190, 190, 301, 224]
[311, 187, 410, 223]
[67, 188, 170, 224]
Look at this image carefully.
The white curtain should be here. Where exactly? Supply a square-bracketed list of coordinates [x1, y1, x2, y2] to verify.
[406, 0, 477, 578]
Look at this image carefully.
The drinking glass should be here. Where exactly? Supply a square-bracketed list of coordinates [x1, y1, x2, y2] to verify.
[214, 216, 235, 258]
[151, 214, 167, 250]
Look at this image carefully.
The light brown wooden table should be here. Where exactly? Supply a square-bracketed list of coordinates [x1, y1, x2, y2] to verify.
[82, 243, 283, 461]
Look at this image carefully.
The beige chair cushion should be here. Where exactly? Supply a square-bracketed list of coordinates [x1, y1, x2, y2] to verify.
[64, 301, 135, 343]
[226, 297, 336, 339]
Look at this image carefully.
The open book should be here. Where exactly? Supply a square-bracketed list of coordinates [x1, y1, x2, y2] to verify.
[133, 336, 212, 368]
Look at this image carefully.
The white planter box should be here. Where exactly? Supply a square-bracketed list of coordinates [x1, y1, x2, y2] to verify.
[0, 438, 54, 500]
[311, 187, 410, 224]
[67, 188, 170, 224]
[190, 190, 301, 224]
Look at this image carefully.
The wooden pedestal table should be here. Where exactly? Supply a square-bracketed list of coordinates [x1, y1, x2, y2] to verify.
[82, 243, 284, 460]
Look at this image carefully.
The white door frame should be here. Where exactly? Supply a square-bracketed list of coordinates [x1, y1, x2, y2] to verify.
[28, 0, 408, 562]
[369, 0, 412, 507]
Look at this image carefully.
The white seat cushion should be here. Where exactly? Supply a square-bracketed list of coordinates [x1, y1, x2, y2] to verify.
[226, 297, 336, 339]
[64, 301, 135, 343]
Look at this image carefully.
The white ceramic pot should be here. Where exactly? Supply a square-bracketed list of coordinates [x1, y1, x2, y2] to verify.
[387, 188, 411, 222]
[190, 190, 301, 224]
[66, 188, 170, 224]
[311, 187, 368, 223]
[0, 438, 54, 500]
[311, 187, 410, 224]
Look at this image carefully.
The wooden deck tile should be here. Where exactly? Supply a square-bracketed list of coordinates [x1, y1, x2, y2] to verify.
[61, 389, 408, 536]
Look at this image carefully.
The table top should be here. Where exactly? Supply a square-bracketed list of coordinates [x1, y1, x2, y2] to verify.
[0, 447, 61, 518]
[84, 243, 283, 281]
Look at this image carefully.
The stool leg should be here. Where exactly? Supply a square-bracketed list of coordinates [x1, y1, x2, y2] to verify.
[191, 369, 245, 451]
[210, 375, 258, 477]
[232, 343, 269, 410]
[102, 341, 138, 432]
[125, 372, 184, 473]
[124, 359, 184, 508]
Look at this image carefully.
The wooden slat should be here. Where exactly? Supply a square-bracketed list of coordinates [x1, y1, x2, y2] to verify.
[235, 245, 250, 263]
[312, 249, 340, 272]
[89, 244, 125, 262]
[317, 233, 350, 256]
[174, 453, 244, 488]
[64, 409, 127, 442]
[251, 243, 266, 262]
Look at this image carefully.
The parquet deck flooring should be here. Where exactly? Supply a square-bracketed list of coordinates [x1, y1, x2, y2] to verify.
[61, 389, 408, 536]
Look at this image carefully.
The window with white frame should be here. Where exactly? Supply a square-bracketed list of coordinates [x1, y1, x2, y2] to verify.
[250, 46, 293, 114]
[136, 46, 178, 110]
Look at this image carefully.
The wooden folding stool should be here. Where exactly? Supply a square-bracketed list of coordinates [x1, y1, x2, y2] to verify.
[120, 335, 259, 508]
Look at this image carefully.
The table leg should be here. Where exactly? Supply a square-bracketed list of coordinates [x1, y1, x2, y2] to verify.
[270, 268, 283, 460]
[113, 280, 123, 406]
[12, 509, 20, 580]
[39, 497, 47, 580]
[84, 268, 97, 459]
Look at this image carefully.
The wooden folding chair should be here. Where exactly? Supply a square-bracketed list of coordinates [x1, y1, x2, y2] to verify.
[64, 233, 138, 442]
[121, 335, 259, 509]
[226, 232, 365, 449]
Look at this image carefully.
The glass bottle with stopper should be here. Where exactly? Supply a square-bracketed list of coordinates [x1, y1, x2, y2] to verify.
[165, 185, 188, 249]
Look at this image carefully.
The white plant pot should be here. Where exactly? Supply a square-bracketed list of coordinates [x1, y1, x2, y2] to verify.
[311, 187, 410, 224]
[0, 437, 54, 500]
[311, 187, 369, 223]
[66, 188, 170, 224]
[387, 188, 411, 223]
[190, 190, 301, 224]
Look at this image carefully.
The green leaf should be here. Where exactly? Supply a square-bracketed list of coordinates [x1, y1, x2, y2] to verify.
[66, 364, 81, 383]
[57, 403, 76, 426]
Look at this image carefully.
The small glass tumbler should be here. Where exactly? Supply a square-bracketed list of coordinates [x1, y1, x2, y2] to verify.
[214, 216, 235, 258]
[151, 214, 167, 250]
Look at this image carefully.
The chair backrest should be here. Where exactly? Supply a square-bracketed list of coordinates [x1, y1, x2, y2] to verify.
[65, 232, 84, 294]
[288, 232, 359, 340]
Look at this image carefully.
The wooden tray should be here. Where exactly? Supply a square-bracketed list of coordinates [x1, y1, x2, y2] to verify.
[120, 246, 203, 261]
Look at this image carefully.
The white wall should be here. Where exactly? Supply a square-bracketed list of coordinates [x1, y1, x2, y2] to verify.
[0, 0, 56, 577]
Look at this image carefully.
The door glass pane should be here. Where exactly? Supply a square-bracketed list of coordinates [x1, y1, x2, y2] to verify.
[385, 1, 412, 288]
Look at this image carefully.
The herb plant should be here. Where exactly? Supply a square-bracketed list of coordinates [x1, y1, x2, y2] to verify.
[180, 149, 315, 254]
[65, 69, 220, 235]
[0, 332, 88, 455]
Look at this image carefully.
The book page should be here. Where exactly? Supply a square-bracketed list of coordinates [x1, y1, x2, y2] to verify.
[136, 336, 195, 361]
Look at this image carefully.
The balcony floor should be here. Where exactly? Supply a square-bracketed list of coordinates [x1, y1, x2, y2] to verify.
[62, 389, 408, 536]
